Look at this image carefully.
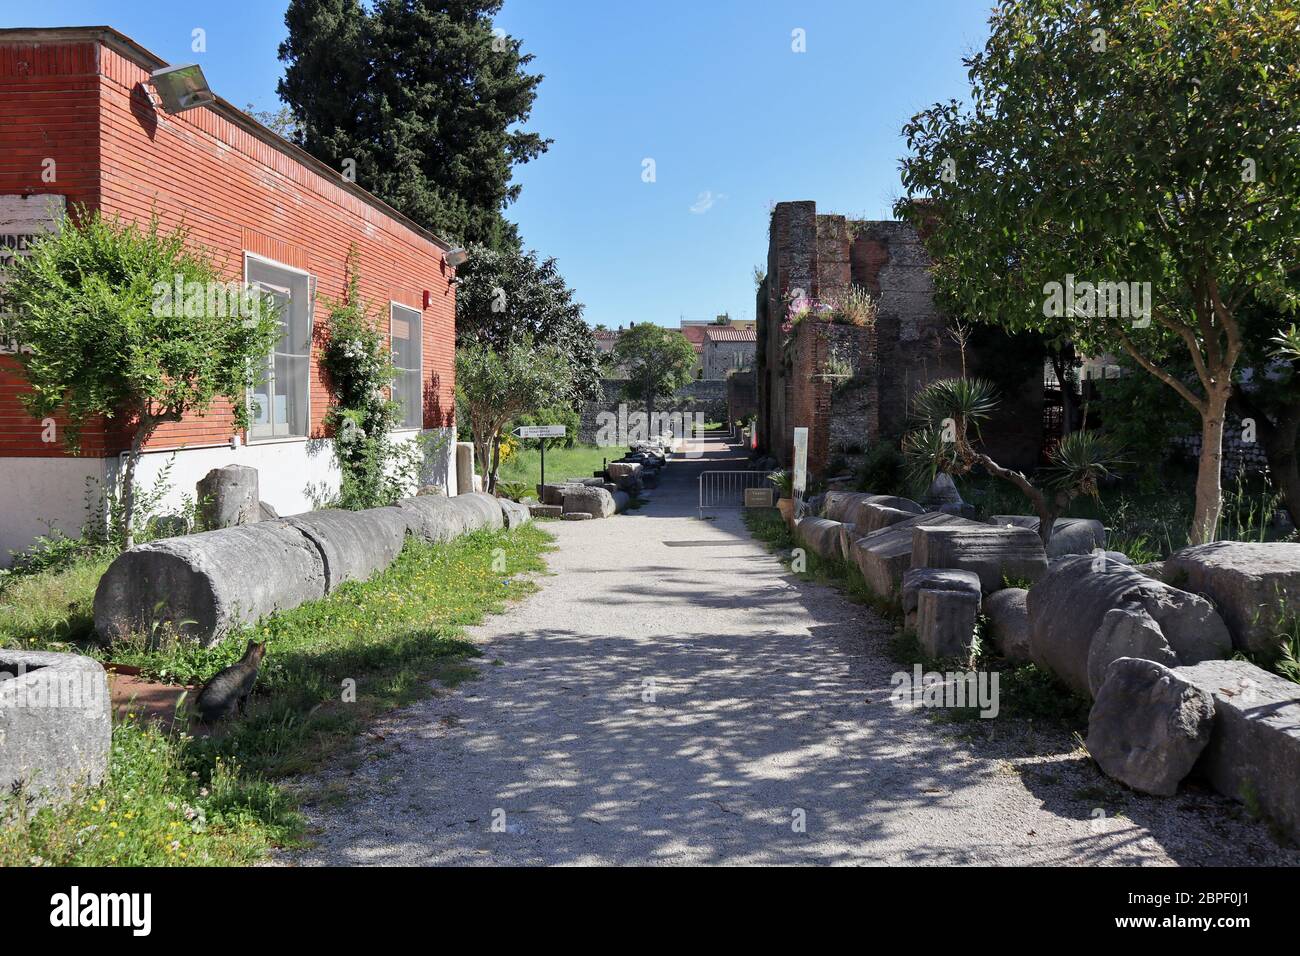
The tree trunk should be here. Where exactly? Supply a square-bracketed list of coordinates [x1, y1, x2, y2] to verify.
[1190, 386, 1231, 544]
[488, 433, 501, 494]
[121, 417, 156, 550]
[975, 452, 1058, 548]
[644, 369, 655, 440]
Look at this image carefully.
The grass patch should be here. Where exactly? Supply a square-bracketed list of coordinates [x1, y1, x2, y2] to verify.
[0, 554, 113, 649]
[0, 523, 555, 866]
[496, 443, 627, 489]
[886, 620, 1090, 729]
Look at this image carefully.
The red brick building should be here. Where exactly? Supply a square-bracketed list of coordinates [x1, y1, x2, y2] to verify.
[0, 26, 462, 563]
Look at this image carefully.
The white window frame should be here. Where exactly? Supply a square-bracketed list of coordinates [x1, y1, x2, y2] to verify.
[390, 301, 423, 431]
[244, 253, 314, 442]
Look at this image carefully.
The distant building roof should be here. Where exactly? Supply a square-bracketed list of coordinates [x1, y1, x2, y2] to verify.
[593, 329, 619, 340]
[702, 326, 757, 343]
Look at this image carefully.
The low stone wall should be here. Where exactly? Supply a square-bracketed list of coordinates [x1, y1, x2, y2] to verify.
[94, 492, 519, 647]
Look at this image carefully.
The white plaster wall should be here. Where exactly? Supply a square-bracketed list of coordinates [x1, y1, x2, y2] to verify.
[0, 425, 458, 567]
[0, 456, 108, 567]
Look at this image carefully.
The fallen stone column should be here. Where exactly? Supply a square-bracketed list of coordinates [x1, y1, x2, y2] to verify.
[499, 498, 532, 529]
[823, 491, 874, 523]
[0, 649, 110, 809]
[796, 517, 844, 561]
[94, 521, 328, 646]
[395, 491, 504, 543]
[286, 507, 409, 590]
[1026, 555, 1233, 698]
[1086, 657, 1216, 796]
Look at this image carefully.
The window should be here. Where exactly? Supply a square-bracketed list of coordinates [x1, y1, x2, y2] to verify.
[247, 256, 312, 440]
[391, 302, 423, 429]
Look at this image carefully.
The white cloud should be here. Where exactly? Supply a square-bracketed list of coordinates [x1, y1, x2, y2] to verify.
[689, 190, 726, 214]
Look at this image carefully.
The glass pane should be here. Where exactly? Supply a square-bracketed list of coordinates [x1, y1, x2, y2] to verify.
[250, 355, 273, 426]
[275, 354, 310, 436]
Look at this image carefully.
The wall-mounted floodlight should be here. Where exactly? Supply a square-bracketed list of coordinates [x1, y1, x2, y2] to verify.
[444, 247, 470, 268]
[149, 63, 216, 114]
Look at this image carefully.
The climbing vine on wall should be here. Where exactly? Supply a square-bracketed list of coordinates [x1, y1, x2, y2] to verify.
[320, 247, 433, 509]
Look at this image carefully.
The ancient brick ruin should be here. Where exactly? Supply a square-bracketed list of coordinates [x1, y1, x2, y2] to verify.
[756, 201, 1044, 476]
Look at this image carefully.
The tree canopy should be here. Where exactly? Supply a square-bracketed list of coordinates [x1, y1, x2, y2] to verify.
[897, 0, 1300, 542]
[0, 212, 280, 546]
[454, 243, 600, 403]
[278, 0, 550, 250]
[613, 324, 699, 421]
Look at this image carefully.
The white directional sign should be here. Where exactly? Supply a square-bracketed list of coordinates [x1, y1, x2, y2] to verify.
[513, 425, 567, 439]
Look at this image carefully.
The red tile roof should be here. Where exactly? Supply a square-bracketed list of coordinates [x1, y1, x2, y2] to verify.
[702, 326, 757, 342]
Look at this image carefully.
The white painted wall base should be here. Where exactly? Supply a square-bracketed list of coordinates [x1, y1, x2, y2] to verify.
[0, 425, 458, 567]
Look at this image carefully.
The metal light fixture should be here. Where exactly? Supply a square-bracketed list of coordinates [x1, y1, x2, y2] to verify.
[149, 63, 216, 114]
[444, 247, 470, 268]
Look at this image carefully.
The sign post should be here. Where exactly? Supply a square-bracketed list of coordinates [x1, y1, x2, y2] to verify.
[511, 424, 567, 493]
[792, 427, 809, 519]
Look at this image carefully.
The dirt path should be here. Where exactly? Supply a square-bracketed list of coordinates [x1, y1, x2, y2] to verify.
[277, 434, 1297, 866]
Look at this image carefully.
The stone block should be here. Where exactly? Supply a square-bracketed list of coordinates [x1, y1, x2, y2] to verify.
[0, 649, 110, 809]
[984, 588, 1031, 661]
[196, 464, 260, 529]
[912, 524, 1048, 593]
[916, 588, 979, 658]
[562, 486, 616, 519]
[1087, 657, 1216, 797]
[1165, 542, 1300, 660]
[989, 515, 1105, 558]
[851, 512, 983, 599]
[1177, 659, 1300, 841]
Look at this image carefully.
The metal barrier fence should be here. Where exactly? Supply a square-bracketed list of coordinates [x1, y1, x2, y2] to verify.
[698, 470, 773, 519]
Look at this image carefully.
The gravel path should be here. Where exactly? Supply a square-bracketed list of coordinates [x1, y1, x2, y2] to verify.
[277, 434, 1298, 866]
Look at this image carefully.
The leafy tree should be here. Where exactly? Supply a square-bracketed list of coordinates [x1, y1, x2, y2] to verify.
[456, 339, 575, 492]
[244, 103, 300, 140]
[0, 213, 279, 548]
[278, 0, 549, 250]
[898, 0, 1300, 543]
[612, 323, 698, 424]
[454, 243, 600, 403]
[904, 377, 1122, 548]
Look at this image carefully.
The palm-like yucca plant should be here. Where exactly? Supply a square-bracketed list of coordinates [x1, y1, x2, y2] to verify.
[1042, 431, 1124, 499]
[768, 469, 795, 498]
[1272, 325, 1300, 361]
[903, 376, 1123, 548]
[910, 377, 999, 465]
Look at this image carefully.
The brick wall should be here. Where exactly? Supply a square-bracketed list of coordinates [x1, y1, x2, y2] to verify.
[757, 200, 1044, 475]
[0, 31, 455, 461]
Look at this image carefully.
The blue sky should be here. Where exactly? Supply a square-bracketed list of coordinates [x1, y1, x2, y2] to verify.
[9, 1, 995, 328]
